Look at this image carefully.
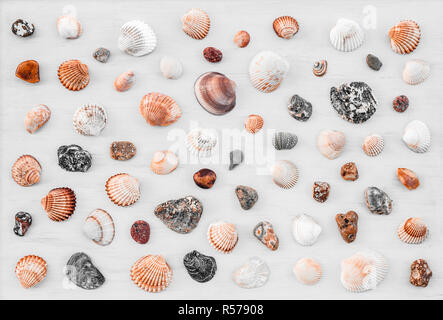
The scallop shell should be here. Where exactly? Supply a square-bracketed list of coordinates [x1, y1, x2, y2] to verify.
[272, 132, 298, 150]
[273, 16, 299, 39]
[181, 8, 210, 40]
[105, 173, 140, 207]
[139, 92, 182, 126]
[194, 72, 236, 115]
[363, 134, 384, 156]
[389, 20, 421, 54]
[341, 251, 388, 292]
[15, 255, 47, 289]
[249, 51, 289, 93]
[317, 130, 346, 159]
[83, 209, 115, 246]
[160, 56, 183, 80]
[150, 151, 178, 175]
[402, 60, 430, 85]
[56, 5, 81, 39]
[244, 114, 264, 134]
[313, 60, 327, 77]
[58, 60, 90, 91]
[41, 187, 76, 222]
[12, 155, 41, 187]
[118, 20, 157, 56]
[293, 258, 322, 285]
[330, 18, 364, 52]
[292, 214, 322, 246]
[397, 217, 428, 244]
[271, 160, 299, 189]
[207, 221, 238, 253]
[233, 257, 270, 289]
[114, 71, 135, 92]
[186, 128, 218, 157]
[73, 104, 107, 136]
[130, 255, 173, 292]
[24, 104, 51, 134]
[402, 120, 431, 153]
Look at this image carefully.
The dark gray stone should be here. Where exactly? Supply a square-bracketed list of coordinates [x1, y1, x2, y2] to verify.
[366, 54, 382, 71]
[288, 94, 312, 121]
[57, 145, 92, 172]
[14, 212, 32, 236]
[65, 252, 105, 290]
[235, 185, 258, 210]
[229, 149, 244, 170]
[93, 47, 110, 63]
[183, 250, 217, 283]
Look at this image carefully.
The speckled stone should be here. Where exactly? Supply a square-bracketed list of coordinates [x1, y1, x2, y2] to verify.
[288, 94, 312, 121]
[335, 211, 358, 243]
[341, 162, 359, 181]
[57, 145, 92, 172]
[11, 19, 35, 37]
[410, 259, 432, 287]
[235, 185, 258, 210]
[366, 54, 382, 71]
[193, 169, 216, 189]
[364, 187, 392, 215]
[65, 252, 105, 290]
[93, 47, 110, 63]
[14, 212, 32, 236]
[313, 181, 330, 203]
[183, 250, 217, 283]
[253, 221, 279, 250]
[110, 141, 136, 161]
[229, 149, 244, 170]
[393, 95, 409, 113]
[130, 220, 150, 244]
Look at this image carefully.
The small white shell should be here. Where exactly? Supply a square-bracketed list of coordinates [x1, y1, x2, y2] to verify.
[150, 151, 178, 175]
[160, 56, 183, 79]
[271, 160, 299, 189]
[402, 120, 431, 153]
[402, 59, 430, 85]
[233, 257, 270, 289]
[292, 214, 322, 246]
[293, 258, 322, 285]
[186, 128, 218, 157]
[317, 130, 346, 159]
[57, 5, 82, 39]
[249, 51, 289, 93]
[330, 18, 364, 52]
[83, 209, 115, 246]
[118, 20, 157, 57]
[73, 104, 107, 136]
[363, 134, 384, 156]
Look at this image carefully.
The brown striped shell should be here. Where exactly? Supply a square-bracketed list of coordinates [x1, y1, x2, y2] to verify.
[244, 114, 264, 134]
[139, 92, 182, 126]
[24, 104, 51, 134]
[313, 60, 327, 77]
[12, 155, 41, 187]
[15, 255, 47, 289]
[273, 16, 299, 39]
[114, 70, 135, 92]
[130, 255, 173, 292]
[194, 72, 236, 115]
[41, 187, 76, 221]
[58, 59, 90, 91]
[207, 221, 238, 253]
[398, 217, 428, 244]
[105, 173, 140, 207]
[389, 20, 421, 54]
[181, 8, 210, 40]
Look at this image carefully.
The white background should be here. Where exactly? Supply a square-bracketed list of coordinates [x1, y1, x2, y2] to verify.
[0, 0, 442, 300]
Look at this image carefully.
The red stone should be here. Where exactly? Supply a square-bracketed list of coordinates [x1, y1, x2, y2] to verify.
[130, 220, 150, 244]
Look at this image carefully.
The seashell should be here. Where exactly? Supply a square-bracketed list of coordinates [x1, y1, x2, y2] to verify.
[317, 130, 345, 159]
[271, 160, 299, 189]
[139, 92, 182, 126]
[130, 255, 173, 292]
[292, 214, 322, 246]
[362, 134, 384, 156]
[11, 155, 41, 187]
[244, 114, 264, 134]
[194, 72, 236, 115]
[207, 221, 238, 253]
[57, 5, 82, 39]
[15, 255, 47, 289]
[234, 30, 250, 48]
[16, 60, 40, 83]
[73, 104, 107, 136]
[160, 56, 183, 80]
[272, 132, 298, 150]
[249, 51, 289, 93]
[229, 149, 243, 170]
[397, 217, 428, 244]
[181, 8, 210, 40]
[402, 120, 431, 153]
[341, 251, 388, 292]
[402, 60, 430, 85]
[364, 187, 392, 215]
[313, 60, 327, 77]
[186, 128, 218, 157]
[273, 16, 299, 39]
[58, 60, 89, 91]
[397, 168, 420, 190]
[65, 252, 105, 289]
[105, 173, 140, 207]
[24, 104, 51, 134]
[233, 257, 270, 289]
[330, 18, 364, 52]
[114, 71, 135, 92]
[118, 20, 157, 56]
[41, 187, 76, 222]
[389, 20, 421, 54]
[83, 209, 115, 246]
[293, 258, 322, 285]
[150, 151, 178, 175]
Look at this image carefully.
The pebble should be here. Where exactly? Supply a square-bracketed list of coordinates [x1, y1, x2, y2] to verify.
[110, 141, 136, 161]
[183, 250, 217, 283]
[235, 185, 258, 210]
[65, 252, 105, 290]
[203, 47, 223, 63]
[410, 259, 432, 287]
[335, 211, 358, 243]
[93, 47, 110, 63]
[57, 145, 92, 172]
[130, 220, 150, 244]
[393, 95, 409, 113]
[341, 162, 358, 181]
[313, 181, 330, 203]
[14, 212, 32, 236]
[193, 169, 216, 189]
[253, 221, 279, 251]
[366, 54, 383, 71]
[11, 19, 35, 37]
[288, 94, 313, 121]
[229, 149, 244, 170]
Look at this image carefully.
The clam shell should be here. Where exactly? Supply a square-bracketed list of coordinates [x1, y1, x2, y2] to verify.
[273, 16, 299, 39]
[364, 187, 393, 215]
[194, 72, 236, 115]
[389, 20, 421, 54]
[244, 114, 264, 134]
[83, 209, 115, 246]
[330, 18, 364, 52]
[150, 151, 178, 175]
[15, 255, 47, 289]
[181, 8, 210, 40]
[105, 173, 140, 207]
[57, 5, 81, 39]
[233, 257, 270, 289]
[292, 214, 322, 246]
[398, 218, 428, 244]
[402, 120, 431, 153]
[114, 70, 135, 92]
[271, 160, 299, 189]
[249, 51, 289, 93]
[293, 258, 322, 285]
[130, 255, 173, 292]
[397, 168, 420, 190]
[362, 134, 384, 156]
[24, 104, 51, 134]
[272, 132, 298, 150]
[186, 128, 218, 157]
[118, 20, 157, 56]
[73, 104, 107, 136]
[402, 59, 430, 85]
[313, 60, 327, 77]
[317, 129, 345, 159]
[207, 221, 238, 253]
[12, 155, 41, 187]
[58, 60, 89, 91]
[41, 187, 76, 222]
[160, 56, 183, 79]
[139, 92, 182, 126]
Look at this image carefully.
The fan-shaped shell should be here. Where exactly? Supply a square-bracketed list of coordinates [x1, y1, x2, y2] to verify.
[292, 214, 322, 246]
[273, 16, 299, 39]
[58, 60, 89, 91]
[12, 155, 41, 187]
[56, 5, 81, 39]
[317, 130, 345, 159]
[186, 128, 218, 157]
[271, 160, 299, 189]
[402, 60, 430, 85]
[130, 255, 173, 292]
[402, 120, 431, 153]
[150, 151, 178, 175]
[397, 218, 428, 244]
[293, 258, 322, 285]
[207, 221, 238, 253]
[73, 104, 107, 136]
[83, 209, 115, 246]
[244, 114, 264, 134]
[181, 8, 210, 40]
[160, 56, 183, 80]
[249, 51, 289, 93]
[41, 187, 76, 221]
[15, 255, 47, 289]
[194, 72, 236, 115]
[105, 173, 140, 207]
[139, 92, 182, 126]
[114, 71, 135, 92]
[389, 20, 421, 54]
[233, 257, 270, 289]
[313, 60, 327, 77]
[24, 104, 51, 134]
[363, 134, 384, 156]
[118, 20, 157, 56]
[330, 18, 364, 52]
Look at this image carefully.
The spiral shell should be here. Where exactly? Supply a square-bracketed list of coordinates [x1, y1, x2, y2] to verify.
[139, 92, 182, 126]
[73, 104, 107, 136]
[402, 59, 430, 85]
[402, 120, 431, 153]
[293, 258, 322, 285]
[130, 255, 173, 292]
[273, 16, 299, 39]
[118, 20, 157, 56]
[56, 5, 81, 39]
[317, 130, 345, 159]
[181, 8, 210, 40]
[160, 56, 183, 80]
[397, 218, 428, 244]
[207, 221, 238, 253]
[15, 255, 47, 289]
[150, 151, 178, 175]
[105, 173, 140, 207]
[58, 60, 89, 91]
[249, 51, 289, 93]
[114, 71, 135, 92]
[271, 160, 299, 189]
[362, 134, 384, 156]
[83, 209, 115, 246]
[186, 128, 218, 157]
[313, 60, 327, 77]
[244, 114, 264, 134]
[389, 20, 421, 54]
[41, 187, 76, 222]
[24, 104, 51, 134]
[292, 214, 322, 246]
[194, 72, 236, 115]
[12, 155, 41, 187]
[330, 18, 364, 52]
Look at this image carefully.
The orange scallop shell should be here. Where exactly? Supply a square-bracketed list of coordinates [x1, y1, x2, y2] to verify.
[41, 187, 76, 222]
[207, 221, 238, 253]
[139, 92, 182, 126]
[12, 155, 41, 187]
[181, 8, 210, 40]
[114, 70, 135, 92]
[58, 59, 90, 91]
[398, 217, 428, 244]
[273, 16, 299, 39]
[244, 114, 264, 134]
[105, 173, 140, 207]
[24, 104, 51, 134]
[130, 255, 173, 292]
[15, 255, 47, 289]
[388, 20, 421, 54]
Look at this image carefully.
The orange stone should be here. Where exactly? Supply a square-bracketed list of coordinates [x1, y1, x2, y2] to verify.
[15, 60, 40, 83]
[397, 168, 420, 190]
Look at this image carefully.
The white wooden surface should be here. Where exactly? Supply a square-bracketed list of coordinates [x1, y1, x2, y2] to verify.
[1, 0, 442, 300]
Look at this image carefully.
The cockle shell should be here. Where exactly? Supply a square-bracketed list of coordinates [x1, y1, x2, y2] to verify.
[317, 130, 345, 159]
[249, 51, 289, 93]
[313, 60, 327, 77]
[207, 221, 238, 253]
[57, 5, 81, 39]
[73, 104, 107, 136]
[330, 18, 364, 52]
[130, 255, 173, 292]
[194, 72, 236, 115]
[389, 20, 421, 54]
[341, 251, 388, 292]
[15, 255, 47, 289]
[160, 56, 183, 80]
[12, 155, 41, 187]
[105, 173, 140, 207]
[397, 168, 420, 190]
[402, 60, 430, 85]
[244, 114, 264, 134]
[186, 128, 218, 157]
[292, 214, 322, 246]
[139, 92, 182, 126]
[233, 257, 270, 289]
[364, 187, 393, 215]
[272, 132, 298, 150]
[271, 160, 299, 189]
[58, 60, 89, 91]
[363, 134, 384, 156]
[273, 16, 299, 39]
[24, 104, 51, 134]
[118, 20, 157, 56]
[181, 8, 210, 40]
[402, 120, 431, 153]
[41, 187, 76, 222]
[150, 151, 178, 175]
[293, 258, 322, 285]
[114, 71, 135, 92]
[397, 218, 428, 244]
[83, 209, 115, 246]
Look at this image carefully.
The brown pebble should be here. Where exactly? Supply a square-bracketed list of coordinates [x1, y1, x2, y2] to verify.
[335, 211, 358, 243]
[130, 220, 150, 244]
[193, 169, 216, 189]
[313, 181, 330, 203]
[397, 168, 419, 190]
[110, 141, 136, 161]
[341, 162, 358, 181]
[16, 60, 40, 83]
[203, 47, 223, 63]
[410, 259, 432, 287]
[233, 30, 250, 48]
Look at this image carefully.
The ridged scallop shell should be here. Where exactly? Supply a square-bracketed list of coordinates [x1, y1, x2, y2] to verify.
[293, 258, 322, 285]
[272, 132, 298, 150]
[233, 257, 270, 289]
[139, 92, 182, 126]
[402, 59, 430, 85]
[130, 255, 173, 292]
[330, 18, 364, 52]
[15, 255, 47, 289]
[317, 130, 346, 159]
[207, 221, 238, 253]
[389, 20, 421, 54]
[292, 214, 322, 246]
[397, 217, 428, 244]
[105, 173, 140, 207]
[186, 128, 218, 157]
[363, 134, 384, 156]
[273, 16, 299, 39]
[83, 209, 115, 246]
[271, 160, 299, 189]
[249, 51, 289, 93]
[118, 20, 157, 56]
[24, 104, 51, 134]
[341, 251, 388, 292]
[194, 72, 236, 115]
[73, 104, 107, 136]
[244, 114, 264, 133]
[114, 71, 135, 92]
[150, 151, 178, 175]
[160, 56, 183, 80]
[402, 120, 431, 153]
[41, 187, 76, 222]
[56, 5, 81, 39]
[12, 155, 41, 187]
[313, 60, 327, 77]
[58, 60, 90, 91]
[181, 8, 210, 40]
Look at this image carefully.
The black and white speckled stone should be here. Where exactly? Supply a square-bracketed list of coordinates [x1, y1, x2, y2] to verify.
[272, 132, 298, 150]
[288, 94, 312, 121]
[57, 145, 92, 172]
[11, 19, 35, 37]
[229, 149, 244, 170]
[235, 185, 258, 210]
[14, 212, 32, 236]
[65, 252, 105, 290]
[183, 250, 217, 283]
[330, 82, 377, 124]
[366, 54, 382, 71]
[364, 187, 392, 215]
[93, 47, 110, 63]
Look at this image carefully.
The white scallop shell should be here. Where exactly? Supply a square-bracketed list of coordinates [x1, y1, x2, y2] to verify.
[160, 56, 183, 79]
[185, 128, 218, 157]
[73, 104, 107, 136]
[150, 151, 179, 175]
[317, 130, 346, 159]
[330, 18, 364, 52]
[293, 258, 322, 285]
[249, 51, 289, 93]
[57, 5, 82, 39]
[118, 20, 157, 57]
[402, 59, 430, 85]
[233, 257, 270, 289]
[83, 209, 115, 246]
[292, 214, 322, 246]
[402, 120, 431, 153]
[271, 160, 299, 189]
[363, 134, 384, 157]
